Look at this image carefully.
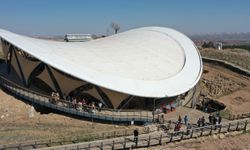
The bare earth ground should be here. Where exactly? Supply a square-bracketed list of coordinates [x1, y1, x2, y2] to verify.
[139, 62, 250, 150]
[0, 89, 138, 144]
[202, 63, 250, 114]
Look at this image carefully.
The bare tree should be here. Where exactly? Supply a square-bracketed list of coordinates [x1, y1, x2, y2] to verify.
[110, 22, 120, 34]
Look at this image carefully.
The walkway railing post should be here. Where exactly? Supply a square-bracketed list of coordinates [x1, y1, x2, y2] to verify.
[219, 125, 222, 133]
[159, 134, 162, 145]
[190, 129, 194, 138]
[123, 137, 126, 149]
[88, 143, 90, 150]
[200, 128, 204, 137]
[244, 120, 248, 131]
[236, 121, 240, 131]
[147, 135, 151, 147]
[100, 142, 103, 150]
[125, 129, 127, 137]
[227, 123, 231, 132]
[210, 126, 213, 135]
[181, 131, 184, 140]
[169, 133, 173, 142]
[112, 140, 115, 150]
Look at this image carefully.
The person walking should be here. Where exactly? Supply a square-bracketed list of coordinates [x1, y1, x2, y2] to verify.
[201, 116, 205, 126]
[208, 114, 212, 124]
[197, 118, 201, 127]
[133, 129, 139, 146]
[178, 115, 182, 123]
[98, 102, 102, 112]
[184, 115, 188, 125]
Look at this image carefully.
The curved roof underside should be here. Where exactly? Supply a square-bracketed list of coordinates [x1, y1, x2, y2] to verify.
[0, 27, 203, 98]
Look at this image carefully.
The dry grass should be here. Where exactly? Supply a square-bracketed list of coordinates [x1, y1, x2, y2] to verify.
[200, 48, 250, 70]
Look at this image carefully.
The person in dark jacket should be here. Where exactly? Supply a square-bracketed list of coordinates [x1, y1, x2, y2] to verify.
[134, 129, 139, 145]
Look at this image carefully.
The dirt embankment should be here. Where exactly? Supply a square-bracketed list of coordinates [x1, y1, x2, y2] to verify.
[201, 63, 250, 114]
[0, 89, 136, 144]
[200, 48, 250, 70]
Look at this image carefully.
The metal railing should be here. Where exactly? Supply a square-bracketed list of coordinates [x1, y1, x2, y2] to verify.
[1, 118, 248, 150]
[0, 75, 153, 123]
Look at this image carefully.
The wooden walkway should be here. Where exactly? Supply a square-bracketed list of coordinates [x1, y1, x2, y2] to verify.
[39, 119, 250, 150]
[0, 75, 153, 124]
[1, 119, 249, 150]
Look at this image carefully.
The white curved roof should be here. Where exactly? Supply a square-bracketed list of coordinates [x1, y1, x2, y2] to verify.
[0, 27, 202, 98]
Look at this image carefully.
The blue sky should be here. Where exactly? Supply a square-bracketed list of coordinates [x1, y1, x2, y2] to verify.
[0, 0, 249, 36]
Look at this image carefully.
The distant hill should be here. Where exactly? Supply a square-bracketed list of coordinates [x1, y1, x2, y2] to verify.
[190, 33, 250, 45]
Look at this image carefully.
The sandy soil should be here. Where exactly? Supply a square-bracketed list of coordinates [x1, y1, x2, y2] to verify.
[0, 89, 137, 144]
[202, 63, 250, 114]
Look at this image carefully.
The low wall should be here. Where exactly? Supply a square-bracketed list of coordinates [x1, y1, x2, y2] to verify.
[202, 57, 250, 77]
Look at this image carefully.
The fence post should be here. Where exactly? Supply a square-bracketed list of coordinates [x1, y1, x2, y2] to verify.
[49, 139, 52, 147]
[200, 128, 204, 137]
[244, 120, 248, 131]
[169, 133, 173, 142]
[88, 143, 90, 150]
[190, 129, 194, 138]
[125, 129, 127, 137]
[159, 134, 162, 145]
[112, 140, 115, 150]
[123, 137, 126, 149]
[219, 125, 222, 133]
[227, 123, 231, 132]
[18, 144, 22, 150]
[181, 131, 184, 140]
[210, 126, 213, 135]
[236, 121, 240, 131]
[100, 142, 103, 150]
[102, 132, 105, 140]
[147, 136, 151, 147]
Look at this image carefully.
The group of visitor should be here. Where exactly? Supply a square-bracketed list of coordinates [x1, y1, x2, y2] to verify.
[197, 116, 206, 127]
[49, 92, 103, 114]
[71, 97, 103, 113]
[172, 113, 223, 135]
[160, 101, 177, 114]
[50, 92, 60, 104]
[208, 113, 222, 126]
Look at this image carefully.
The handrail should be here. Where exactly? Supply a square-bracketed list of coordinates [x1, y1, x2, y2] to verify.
[1, 118, 248, 149]
[0, 75, 153, 123]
